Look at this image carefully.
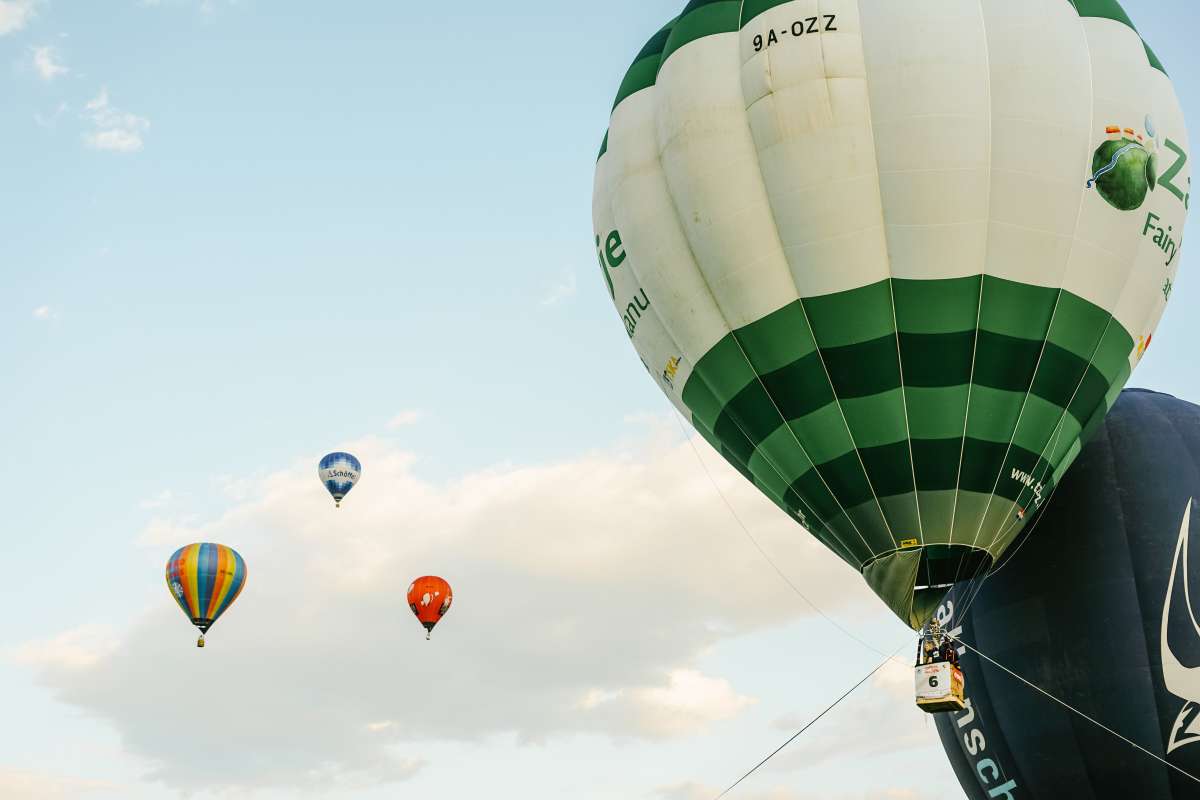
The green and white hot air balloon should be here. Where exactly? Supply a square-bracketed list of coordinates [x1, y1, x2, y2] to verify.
[593, 0, 1189, 629]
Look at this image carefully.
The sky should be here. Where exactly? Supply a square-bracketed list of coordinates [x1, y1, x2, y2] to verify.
[1, 0, 1198, 798]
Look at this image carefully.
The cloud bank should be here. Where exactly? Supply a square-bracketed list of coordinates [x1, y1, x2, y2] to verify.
[0, 0, 38, 36]
[0, 768, 115, 800]
[17, 424, 885, 792]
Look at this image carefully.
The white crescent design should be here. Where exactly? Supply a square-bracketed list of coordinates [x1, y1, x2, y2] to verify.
[1161, 500, 1200, 754]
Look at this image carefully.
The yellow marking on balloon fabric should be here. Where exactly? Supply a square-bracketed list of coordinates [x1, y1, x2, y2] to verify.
[184, 544, 202, 619]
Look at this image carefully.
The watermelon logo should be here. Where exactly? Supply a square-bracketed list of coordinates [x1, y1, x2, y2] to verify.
[1087, 117, 1159, 211]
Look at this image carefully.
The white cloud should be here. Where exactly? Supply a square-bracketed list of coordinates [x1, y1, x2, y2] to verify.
[541, 269, 578, 306]
[19, 428, 880, 792]
[632, 669, 756, 736]
[366, 720, 397, 733]
[569, 669, 755, 737]
[85, 128, 145, 152]
[575, 687, 622, 711]
[82, 88, 149, 153]
[12, 626, 116, 671]
[0, 0, 38, 36]
[30, 45, 66, 80]
[386, 409, 423, 429]
[32, 305, 56, 320]
[0, 769, 115, 800]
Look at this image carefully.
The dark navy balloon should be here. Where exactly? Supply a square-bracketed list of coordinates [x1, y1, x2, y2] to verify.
[934, 389, 1200, 799]
[318, 452, 361, 508]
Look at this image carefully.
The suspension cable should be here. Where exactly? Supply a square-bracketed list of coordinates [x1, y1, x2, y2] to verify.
[951, 465, 1069, 627]
[713, 647, 902, 799]
[955, 639, 1200, 785]
[673, 411, 892, 658]
[674, 405, 1199, 790]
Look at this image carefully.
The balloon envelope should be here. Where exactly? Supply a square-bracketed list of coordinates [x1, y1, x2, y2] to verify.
[165, 543, 247, 634]
[935, 389, 1200, 798]
[407, 576, 453, 636]
[593, 0, 1189, 627]
[318, 451, 361, 506]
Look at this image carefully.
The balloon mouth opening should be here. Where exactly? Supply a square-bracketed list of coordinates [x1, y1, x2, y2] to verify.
[914, 545, 994, 590]
[862, 544, 994, 590]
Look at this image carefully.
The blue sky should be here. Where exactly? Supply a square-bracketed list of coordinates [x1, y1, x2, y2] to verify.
[1, 1, 1197, 798]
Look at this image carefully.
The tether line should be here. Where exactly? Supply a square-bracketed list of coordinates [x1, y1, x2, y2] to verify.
[673, 411, 890, 658]
[713, 648, 901, 799]
[956, 638, 1200, 786]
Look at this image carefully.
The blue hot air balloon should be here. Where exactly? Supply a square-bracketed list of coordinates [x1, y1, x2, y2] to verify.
[934, 389, 1200, 799]
[318, 452, 361, 508]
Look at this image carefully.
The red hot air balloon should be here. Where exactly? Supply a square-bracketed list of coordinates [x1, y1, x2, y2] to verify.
[407, 576, 452, 640]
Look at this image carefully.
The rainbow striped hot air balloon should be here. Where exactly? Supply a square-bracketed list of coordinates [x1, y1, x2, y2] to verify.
[165, 543, 247, 648]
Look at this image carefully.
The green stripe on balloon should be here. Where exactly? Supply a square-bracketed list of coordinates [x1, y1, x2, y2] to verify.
[738, 404, 1062, 502]
[1069, 0, 1167, 74]
[694, 409, 864, 565]
[690, 329, 1127, 447]
[681, 276, 1132, 397]
[677, 275, 1134, 568]
[659, 0, 740, 67]
[1070, 0, 1137, 30]
[1143, 41, 1165, 74]
[893, 277, 982, 335]
[612, 56, 661, 111]
[738, 0, 792, 27]
[612, 20, 675, 111]
[804, 279, 897, 347]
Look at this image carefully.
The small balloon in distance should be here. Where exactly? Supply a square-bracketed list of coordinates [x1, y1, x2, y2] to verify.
[165, 543, 247, 648]
[318, 451, 361, 508]
[407, 576, 453, 640]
